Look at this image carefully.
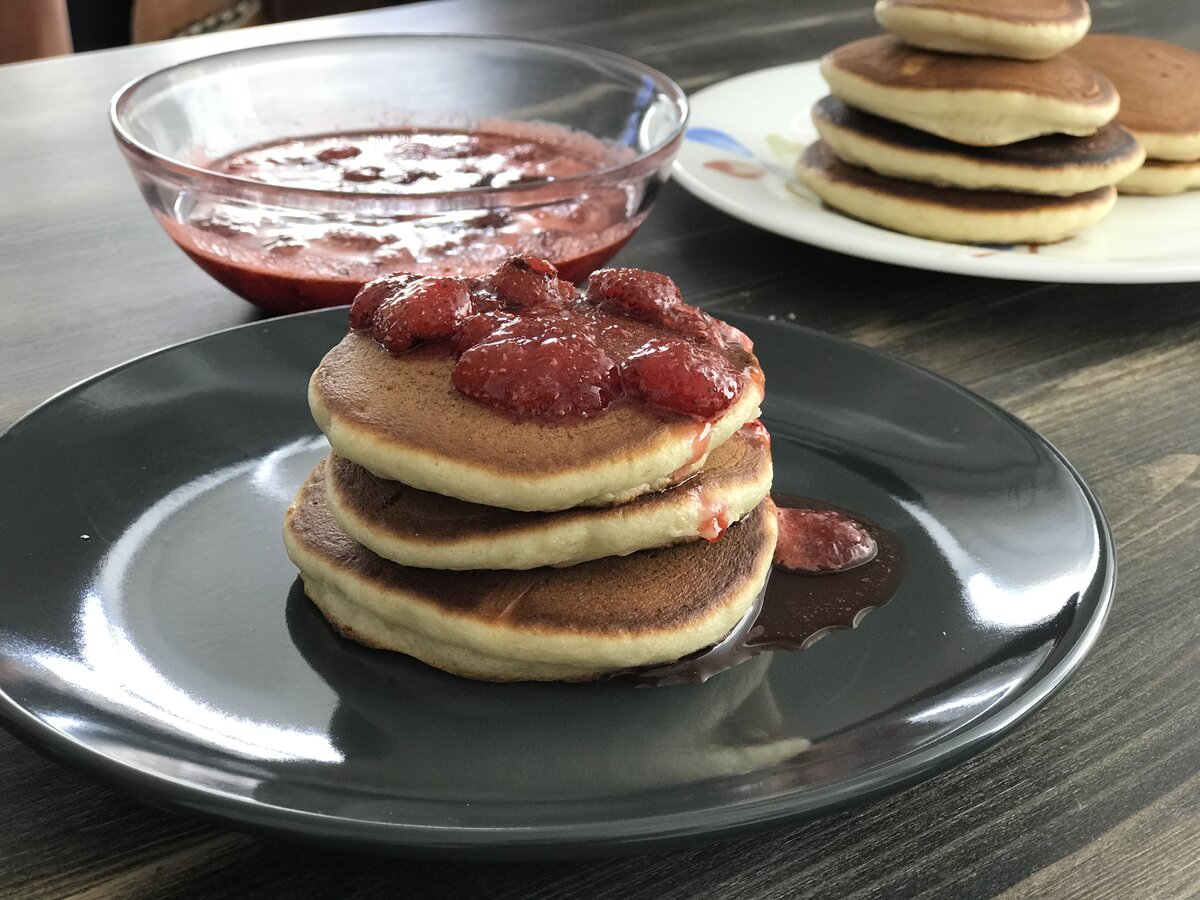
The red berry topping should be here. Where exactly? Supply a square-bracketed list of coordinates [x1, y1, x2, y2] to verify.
[343, 165, 385, 182]
[620, 339, 742, 420]
[357, 275, 473, 351]
[452, 315, 620, 418]
[586, 268, 682, 319]
[355, 258, 759, 424]
[371, 298, 415, 354]
[587, 268, 753, 351]
[485, 254, 574, 309]
[661, 306, 755, 352]
[349, 273, 418, 331]
[316, 145, 362, 162]
[398, 277, 473, 341]
[773, 507, 878, 573]
[451, 310, 517, 354]
[717, 319, 754, 352]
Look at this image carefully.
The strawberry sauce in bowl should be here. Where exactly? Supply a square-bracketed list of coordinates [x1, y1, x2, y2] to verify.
[111, 36, 688, 313]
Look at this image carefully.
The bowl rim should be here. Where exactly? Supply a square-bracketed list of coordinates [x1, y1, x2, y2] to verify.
[109, 32, 690, 203]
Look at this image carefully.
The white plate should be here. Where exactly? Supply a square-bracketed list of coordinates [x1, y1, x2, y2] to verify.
[673, 60, 1200, 284]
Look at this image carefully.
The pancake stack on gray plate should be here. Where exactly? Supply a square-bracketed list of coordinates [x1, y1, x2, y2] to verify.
[285, 319, 778, 683]
[797, 0, 1147, 244]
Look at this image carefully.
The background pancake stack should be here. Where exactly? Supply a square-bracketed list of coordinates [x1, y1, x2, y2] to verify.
[798, 0, 1146, 244]
[1071, 35, 1200, 196]
[284, 274, 779, 683]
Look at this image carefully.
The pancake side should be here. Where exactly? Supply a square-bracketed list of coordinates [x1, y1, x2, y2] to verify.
[1070, 35, 1200, 161]
[1118, 158, 1200, 196]
[875, 0, 1091, 60]
[821, 36, 1119, 146]
[284, 462, 778, 681]
[813, 97, 1144, 195]
[797, 141, 1116, 244]
[325, 424, 773, 570]
[309, 332, 764, 512]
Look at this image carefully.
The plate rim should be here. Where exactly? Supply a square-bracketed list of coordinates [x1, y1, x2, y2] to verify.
[0, 308, 1117, 857]
[673, 59, 1200, 285]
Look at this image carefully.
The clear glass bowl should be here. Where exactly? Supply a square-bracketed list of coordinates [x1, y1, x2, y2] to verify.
[111, 35, 688, 314]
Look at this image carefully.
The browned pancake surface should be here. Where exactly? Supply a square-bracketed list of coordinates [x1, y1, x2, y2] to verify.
[814, 96, 1139, 169]
[1070, 35, 1200, 136]
[288, 460, 774, 635]
[880, 0, 1087, 25]
[312, 331, 760, 478]
[329, 425, 769, 544]
[829, 36, 1116, 106]
[802, 141, 1114, 210]
[1141, 159, 1200, 172]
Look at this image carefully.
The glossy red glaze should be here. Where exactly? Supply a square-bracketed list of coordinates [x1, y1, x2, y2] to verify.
[348, 273, 418, 330]
[586, 267, 754, 352]
[696, 496, 733, 542]
[620, 339, 742, 419]
[452, 314, 621, 418]
[165, 125, 644, 313]
[353, 258, 757, 422]
[485, 255, 575, 308]
[738, 419, 771, 447]
[774, 506, 879, 574]
[216, 129, 607, 193]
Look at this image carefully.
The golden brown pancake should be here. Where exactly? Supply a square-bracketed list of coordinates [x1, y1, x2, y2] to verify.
[1118, 158, 1200, 196]
[1070, 35, 1200, 161]
[309, 332, 765, 512]
[812, 96, 1143, 195]
[797, 140, 1117, 244]
[875, 0, 1091, 60]
[324, 423, 773, 570]
[283, 460, 779, 682]
[821, 36, 1119, 146]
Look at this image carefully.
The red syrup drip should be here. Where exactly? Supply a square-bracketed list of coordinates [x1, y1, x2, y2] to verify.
[696, 496, 732, 542]
[669, 422, 714, 482]
[616, 494, 902, 686]
[738, 419, 771, 447]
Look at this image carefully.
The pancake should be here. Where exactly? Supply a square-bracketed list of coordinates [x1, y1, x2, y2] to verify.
[813, 96, 1143, 196]
[1070, 35, 1200, 161]
[874, 0, 1091, 61]
[309, 331, 765, 513]
[283, 460, 779, 682]
[820, 36, 1119, 146]
[796, 140, 1117, 244]
[1118, 158, 1200, 196]
[325, 423, 773, 570]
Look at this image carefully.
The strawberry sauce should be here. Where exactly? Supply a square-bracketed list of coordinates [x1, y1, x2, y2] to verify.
[216, 128, 610, 193]
[350, 257, 759, 422]
[773, 506, 878, 573]
[171, 125, 643, 312]
[697, 500, 733, 542]
[619, 494, 902, 686]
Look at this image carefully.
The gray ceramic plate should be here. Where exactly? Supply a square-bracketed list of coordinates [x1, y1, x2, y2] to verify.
[0, 310, 1114, 858]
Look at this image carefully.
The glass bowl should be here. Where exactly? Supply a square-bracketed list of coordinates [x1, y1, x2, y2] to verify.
[111, 35, 688, 314]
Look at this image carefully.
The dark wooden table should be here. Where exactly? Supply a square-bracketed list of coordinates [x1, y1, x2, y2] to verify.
[2, 1, 1198, 897]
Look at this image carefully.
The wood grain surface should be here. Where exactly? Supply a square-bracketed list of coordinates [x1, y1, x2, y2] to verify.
[1, 1, 1198, 897]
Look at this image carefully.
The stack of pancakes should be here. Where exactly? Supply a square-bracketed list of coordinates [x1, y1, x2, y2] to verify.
[283, 328, 778, 682]
[798, 0, 1147, 244]
[1071, 35, 1200, 196]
